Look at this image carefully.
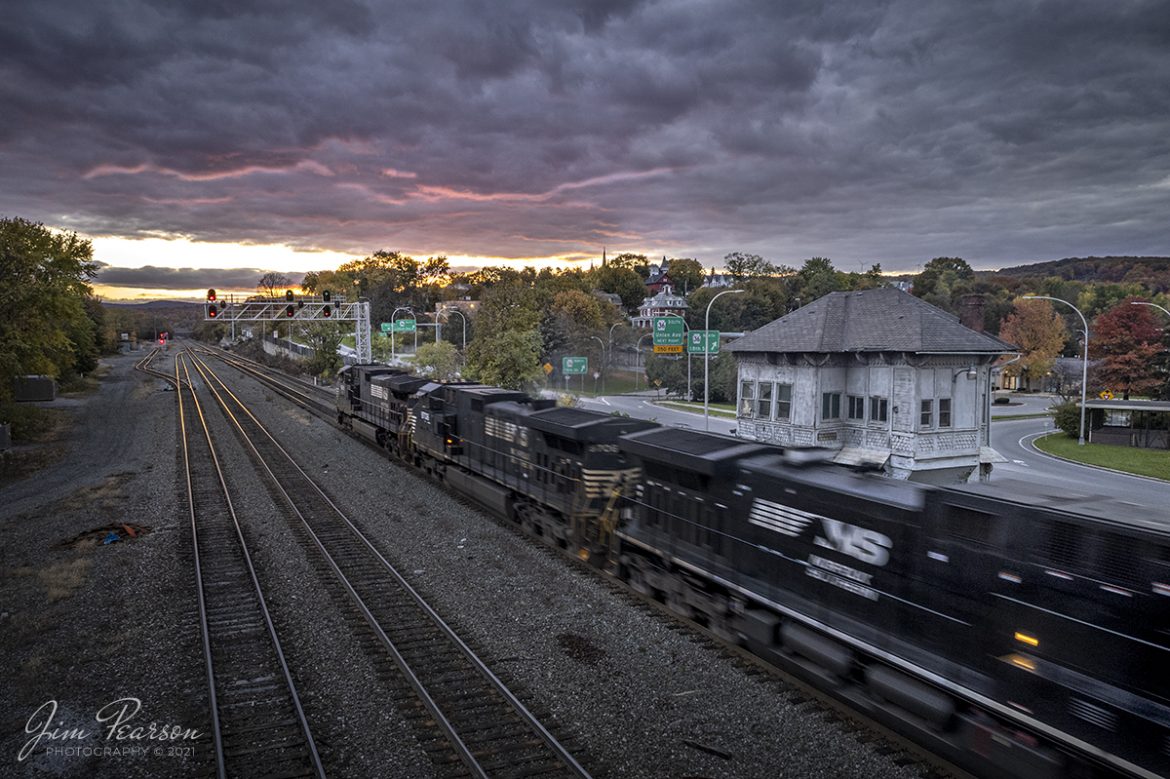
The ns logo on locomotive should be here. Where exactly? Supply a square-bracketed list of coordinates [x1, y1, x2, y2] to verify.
[336, 363, 1169, 779]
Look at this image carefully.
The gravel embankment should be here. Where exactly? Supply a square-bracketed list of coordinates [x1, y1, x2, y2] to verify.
[0, 347, 945, 778]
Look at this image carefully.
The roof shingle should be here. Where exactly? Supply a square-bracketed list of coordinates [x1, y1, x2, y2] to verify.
[725, 287, 1016, 354]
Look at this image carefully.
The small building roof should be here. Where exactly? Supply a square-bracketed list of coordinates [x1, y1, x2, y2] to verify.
[726, 287, 1015, 355]
[1083, 399, 1170, 412]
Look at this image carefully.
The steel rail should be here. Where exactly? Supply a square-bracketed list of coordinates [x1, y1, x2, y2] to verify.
[177, 353, 325, 779]
[191, 351, 591, 779]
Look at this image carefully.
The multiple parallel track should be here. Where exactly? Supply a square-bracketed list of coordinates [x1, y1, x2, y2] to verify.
[185, 351, 589, 779]
[176, 354, 325, 779]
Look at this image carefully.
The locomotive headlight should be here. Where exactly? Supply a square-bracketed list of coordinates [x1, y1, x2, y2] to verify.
[1014, 631, 1040, 648]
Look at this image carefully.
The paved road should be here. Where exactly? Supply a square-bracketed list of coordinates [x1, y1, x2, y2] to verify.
[572, 391, 1166, 510]
[988, 411, 1167, 510]
[570, 392, 738, 436]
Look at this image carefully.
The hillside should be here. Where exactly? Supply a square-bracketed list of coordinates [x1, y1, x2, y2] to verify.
[993, 256, 1170, 289]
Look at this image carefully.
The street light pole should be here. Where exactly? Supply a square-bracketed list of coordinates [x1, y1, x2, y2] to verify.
[440, 308, 468, 351]
[1024, 295, 1089, 445]
[636, 333, 652, 389]
[705, 289, 745, 431]
[588, 335, 605, 394]
[390, 306, 413, 363]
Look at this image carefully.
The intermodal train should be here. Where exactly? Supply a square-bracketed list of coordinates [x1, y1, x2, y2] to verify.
[336, 363, 1169, 779]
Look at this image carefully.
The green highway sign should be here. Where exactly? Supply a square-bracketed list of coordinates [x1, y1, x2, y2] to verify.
[652, 316, 685, 346]
[562, 356, 588, 375]
[380, 322, 393, 333]
[688, 330, 720, 354]
[392, 318, 417, 332]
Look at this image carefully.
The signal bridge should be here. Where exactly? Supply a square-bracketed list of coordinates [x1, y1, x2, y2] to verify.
[204, 288, 373, 363]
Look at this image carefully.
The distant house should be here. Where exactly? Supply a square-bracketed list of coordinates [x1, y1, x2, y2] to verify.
[702, 269, 735, 288]
[630, 284, 688, 329]
[645, 259, 672, 295]
[725, 287, 1016, 483]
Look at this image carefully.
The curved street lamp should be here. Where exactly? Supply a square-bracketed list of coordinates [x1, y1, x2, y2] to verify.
[705, 288, 745, 431]
[1130, 301, 1170, 320]
[438, 307, 468, 351]
[588, 335, 606, 394]
[390, 306, 414, 363]
[1023, 295, 1089, 445]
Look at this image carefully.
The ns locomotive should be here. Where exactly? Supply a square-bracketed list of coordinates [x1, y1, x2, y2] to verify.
[336, 363, 1169, 779]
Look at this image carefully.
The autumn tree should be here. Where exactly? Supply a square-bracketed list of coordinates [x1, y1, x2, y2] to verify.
[1090, 298, 1163, 398]
[997, 300, 1067, 389]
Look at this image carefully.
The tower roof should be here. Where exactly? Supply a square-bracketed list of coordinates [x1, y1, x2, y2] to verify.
[726, 287, 1015, 354]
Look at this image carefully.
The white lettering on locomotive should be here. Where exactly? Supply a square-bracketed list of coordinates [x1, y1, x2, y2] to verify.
[814, 519, 892, 567]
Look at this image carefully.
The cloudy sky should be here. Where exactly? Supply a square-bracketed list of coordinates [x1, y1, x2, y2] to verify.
[3, 0, 1168, 299]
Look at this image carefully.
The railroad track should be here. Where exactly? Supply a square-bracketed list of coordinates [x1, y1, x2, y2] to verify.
[176, 353, 325, 779]
[187, 350, 590, 779]
[201, 346, 334, 411]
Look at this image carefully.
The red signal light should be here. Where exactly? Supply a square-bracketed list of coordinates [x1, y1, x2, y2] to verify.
[285, 305, 295, 317]
[208, 305, 218, 319]
[207, 288, 217, 302]
[322, 307, 331, 318]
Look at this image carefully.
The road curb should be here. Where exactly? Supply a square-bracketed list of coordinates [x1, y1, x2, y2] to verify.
[1025, 431, 1170, 484]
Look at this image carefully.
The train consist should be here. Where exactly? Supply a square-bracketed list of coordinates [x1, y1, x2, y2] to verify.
[336, 363, 1169, 779]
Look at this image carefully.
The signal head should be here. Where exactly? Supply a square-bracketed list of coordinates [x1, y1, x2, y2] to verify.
[207, 304, 218, 319]
[207, 288, 217, 301]
[322, 290, 331, 303]
[285, 289, 294, 302]
[323, 307, 332, 318]
[285, 304, 295, 317]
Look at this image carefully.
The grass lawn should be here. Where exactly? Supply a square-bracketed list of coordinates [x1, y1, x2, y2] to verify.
[1034, 433, 1170, 481]
[656, 400, 737, 418]
[553, 369, 647, 396]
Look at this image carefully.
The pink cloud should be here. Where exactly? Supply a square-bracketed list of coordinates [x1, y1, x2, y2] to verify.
[84, 159, 334, 181]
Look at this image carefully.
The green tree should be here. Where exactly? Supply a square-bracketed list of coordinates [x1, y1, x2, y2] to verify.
[590, 265, 646, 310]
[795, 257, 843, 301]
[667, 258, 705, 294]
[912, 257, 975, 313]
[607, 252, 650, 279]
[724, 251, 775, 280]
[300, 323, 343, 378]
[0, 217, 99, 398]
[413, 340, 460, 381]
[465, 328, 544, 390]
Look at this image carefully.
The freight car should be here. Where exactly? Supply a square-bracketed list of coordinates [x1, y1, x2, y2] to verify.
[335, 365, 1169, 778]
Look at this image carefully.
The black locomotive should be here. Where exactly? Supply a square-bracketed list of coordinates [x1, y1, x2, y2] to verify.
[336, 364, 1169, 779]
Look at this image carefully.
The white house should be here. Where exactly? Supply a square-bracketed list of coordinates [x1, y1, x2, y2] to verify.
[630, 284, 689, 329]
[725, 287, 1016, 483]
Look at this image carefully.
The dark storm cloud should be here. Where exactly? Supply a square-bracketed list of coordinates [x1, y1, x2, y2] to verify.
[2, 0, 1168, 270]
[94, 263, 302, 290]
